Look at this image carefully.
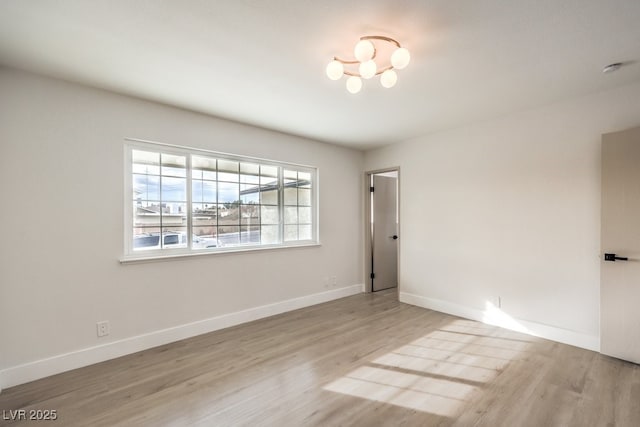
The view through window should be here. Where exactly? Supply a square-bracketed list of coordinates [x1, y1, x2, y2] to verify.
[126, 141, 316, 257]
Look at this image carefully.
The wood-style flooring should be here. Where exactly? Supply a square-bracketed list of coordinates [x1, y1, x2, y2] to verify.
[1, 291, 640, 426]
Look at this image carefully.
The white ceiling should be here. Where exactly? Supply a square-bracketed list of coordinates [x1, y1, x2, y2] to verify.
[1, 0, 639, 150]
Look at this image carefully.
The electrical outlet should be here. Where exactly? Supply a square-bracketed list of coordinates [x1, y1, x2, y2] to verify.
[331, 276, 337, 287]
[97, 321, 110, 337]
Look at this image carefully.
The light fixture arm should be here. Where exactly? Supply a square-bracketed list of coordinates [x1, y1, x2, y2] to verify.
[360, 35, 401, 48]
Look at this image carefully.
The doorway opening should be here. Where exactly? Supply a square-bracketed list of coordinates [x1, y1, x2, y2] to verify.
[365, 168, 399, 293]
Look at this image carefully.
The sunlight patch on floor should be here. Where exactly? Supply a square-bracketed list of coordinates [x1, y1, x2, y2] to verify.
[324, 366, 478, 417]
[372, 352, 496, 383]
[410, 335, 523, 361]
[391, 344, 510, 371]
[323, 316, 533, 416]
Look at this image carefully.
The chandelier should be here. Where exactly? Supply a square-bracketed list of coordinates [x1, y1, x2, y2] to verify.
[326, 35, 411, 94]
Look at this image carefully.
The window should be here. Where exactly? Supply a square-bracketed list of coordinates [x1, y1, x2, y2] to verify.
[125, 140, 317, 259]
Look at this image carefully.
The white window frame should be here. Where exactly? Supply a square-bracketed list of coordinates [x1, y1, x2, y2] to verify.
[122, 138, 319, 262]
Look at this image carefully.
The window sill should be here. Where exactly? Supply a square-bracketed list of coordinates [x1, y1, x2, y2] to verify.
[120, 242, 321, 264]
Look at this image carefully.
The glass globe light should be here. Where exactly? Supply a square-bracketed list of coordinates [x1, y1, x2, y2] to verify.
[354, 40, 375, 62]
[359, 60, 377, 79]
[391, 47, 411, 69]
[380, 69, 398, 88]
[325, 60, 344, 80]
[346, 76, 362, 94]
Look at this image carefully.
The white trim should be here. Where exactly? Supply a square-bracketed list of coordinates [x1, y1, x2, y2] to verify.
[399, 292, 600, 352]
[120, 242, 322, 264]
[0, 284, 363, 390]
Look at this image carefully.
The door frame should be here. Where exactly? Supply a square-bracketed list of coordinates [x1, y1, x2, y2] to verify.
[364, 167, 400, 293]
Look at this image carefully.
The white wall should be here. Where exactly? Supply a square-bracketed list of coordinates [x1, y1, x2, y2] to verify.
[0, 67, 363, 388]
[365, 81, 640, 350]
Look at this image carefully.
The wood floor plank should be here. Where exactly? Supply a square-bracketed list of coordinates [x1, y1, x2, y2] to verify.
[2, 291, 639, 426]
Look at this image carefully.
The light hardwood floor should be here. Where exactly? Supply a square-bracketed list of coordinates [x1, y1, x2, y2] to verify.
[2, 291, 640, 426]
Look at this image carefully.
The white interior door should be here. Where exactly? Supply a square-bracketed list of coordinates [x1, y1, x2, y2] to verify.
[372, 174, 398, 292]
[601, 125, 640, 364]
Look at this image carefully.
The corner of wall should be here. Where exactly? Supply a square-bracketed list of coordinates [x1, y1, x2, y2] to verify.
[400, 292, 599, 352]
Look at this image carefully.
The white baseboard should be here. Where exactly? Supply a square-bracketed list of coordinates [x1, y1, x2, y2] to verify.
[0, 284, 363, 390]
[399, 292, 600, 352]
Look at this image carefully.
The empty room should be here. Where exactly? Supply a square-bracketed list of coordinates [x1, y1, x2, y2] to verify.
[2, 1, 640, 426]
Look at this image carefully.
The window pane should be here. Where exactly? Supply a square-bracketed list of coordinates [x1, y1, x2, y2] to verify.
[298, 188, 311, 206]
[134, 202, 161, 227]
[193, 155, 216, 180]
[284, 206, 297, 224]
[161, 154, 186, 177]
[203, 181, 216, 202]
[284, 169, 297, 180]
[132, 150, 160, 175]
[261, 206, 279, 225]
[284, 187, 297, 205]
[241, 205, 260, 224]
[192, 180, 202, 202]
[241, 193, 259, 204]
[132, 149, 158, 162]
[284, 225, 297, 241]
[192, 204, 216, 226]
[219, 203, 240, 225]
[161, 177, 187, 202]
[218, 159, 239, 182]
[218, 182, 239, 203]
[133, 163, 160, 175]
[133, 234, 160, 249]
[133, 174, 160, 201]
[192, 229, 218, 249]
[241, 226, 260, 244]
[193, 225, 218, 239]
[133, 228, 161, 251]
[261, 225, 278, 244]
[299, 224, 312, 240]
[161, 203, 187, 227]
[261, 189, 278, 205]
[260, 165, 278, 186]
[192, 179, 216, 203]
[298, 171, 312, 188]
[161, 228, 187, 249]
[299, 207, 312, 224]
[193, 156, 216, 170]
[240, 183, 260, 203]
[218, 226, 240, 246]
[240, 163, 260, 184]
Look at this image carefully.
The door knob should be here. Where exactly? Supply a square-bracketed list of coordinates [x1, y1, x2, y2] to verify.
[391, 235, 398, 240]
[604, 253, 628, 262]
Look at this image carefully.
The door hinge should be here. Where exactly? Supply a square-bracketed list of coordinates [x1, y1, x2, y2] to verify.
[370, 186, 374, 192]
[370, 272, 375, 279]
